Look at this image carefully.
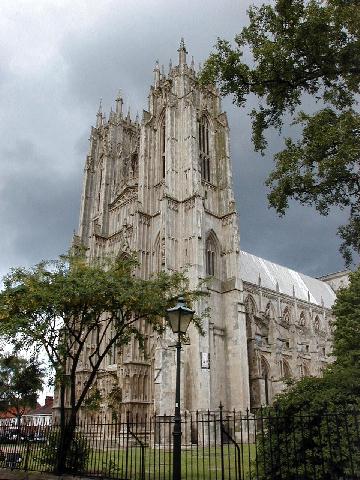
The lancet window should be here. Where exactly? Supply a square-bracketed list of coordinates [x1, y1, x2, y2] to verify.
[260, 356, 270, 405]
[160, 114, 166, 178]
[198, 116, 210, 182]
[314, 315, 320, 332]
[97, 168, 103, 209]
[282, 306, 290, 325]
[205, 233, 218, 276]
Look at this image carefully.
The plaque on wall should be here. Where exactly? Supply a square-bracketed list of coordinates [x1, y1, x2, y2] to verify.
[201, 352, 210, 369]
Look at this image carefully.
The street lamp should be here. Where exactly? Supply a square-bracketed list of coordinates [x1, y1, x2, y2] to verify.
[166, 297, 194, 480]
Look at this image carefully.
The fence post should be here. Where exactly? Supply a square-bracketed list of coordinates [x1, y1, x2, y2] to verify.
[219, 403, 225, 480]
[125, 412, 130, 480]
[24, 440, 30, 471]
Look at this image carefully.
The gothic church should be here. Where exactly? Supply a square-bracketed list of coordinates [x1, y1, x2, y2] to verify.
[74, 40, 346, 416]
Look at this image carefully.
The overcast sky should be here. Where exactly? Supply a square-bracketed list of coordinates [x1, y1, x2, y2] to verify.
[0, 0, 349, 283]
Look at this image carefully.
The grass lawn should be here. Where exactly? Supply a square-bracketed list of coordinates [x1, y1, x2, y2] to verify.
[1, 441, 257, 479]
[86, 444, 257, 479]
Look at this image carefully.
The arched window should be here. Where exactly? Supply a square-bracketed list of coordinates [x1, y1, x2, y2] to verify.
[97, 168, 103, 209]
[282, 306, 290, 325]
[260, 357, 270, 405]
[264, 301, 273, 319]
[198, 116, 210, 182]
[299, 363, 310, 378]
[279, 358, 291, 379]
[205, 232, 218, 276]
[299, 311, 306, 327]
[245, 295, 257, 337]
[245, 296, 257, 316]
[160, 114, 166, 178]
[153, 233, 162, 273]
[314, 315, 320, 332]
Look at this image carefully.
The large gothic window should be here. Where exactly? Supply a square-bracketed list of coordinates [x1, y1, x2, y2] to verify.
[160, 114, 166, 178]
[205, 232, 218, 276]
[279, 358, 291, 379]
[198, 116, 210, 182]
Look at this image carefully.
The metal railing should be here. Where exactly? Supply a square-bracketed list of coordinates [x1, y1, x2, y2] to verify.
[0, 407, 359, 479]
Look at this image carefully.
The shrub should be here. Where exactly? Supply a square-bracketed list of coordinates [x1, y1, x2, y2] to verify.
[40, 429, 90, 474]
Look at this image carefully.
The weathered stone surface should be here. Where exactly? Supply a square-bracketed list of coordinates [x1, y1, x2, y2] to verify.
[67, 40, 348, 417]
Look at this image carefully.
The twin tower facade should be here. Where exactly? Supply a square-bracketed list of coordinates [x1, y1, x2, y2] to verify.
[75, 41, 335, 417]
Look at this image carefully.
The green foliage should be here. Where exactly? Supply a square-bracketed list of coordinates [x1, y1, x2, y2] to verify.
[0, 250, 205, 415]
[332, 268, 360, 367]
[253, 402, 360, 479]
[83, 388, 102, 412]
[0, 249, 206, 473]
[201, 0, 360, 264]
[0, 355, 44, 419]
[40, 430, 90, 474]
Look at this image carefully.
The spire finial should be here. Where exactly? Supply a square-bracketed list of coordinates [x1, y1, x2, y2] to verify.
[135, 111, 139, 124]
[178, 37, 188, 66]
[154, 59, 160, 86]
[127, 106, 131, 121]
[179, 37, 186, 51]
[96, 98, 103, 127]
[191, 56, 195, 70]
[115, 90, 123, 116]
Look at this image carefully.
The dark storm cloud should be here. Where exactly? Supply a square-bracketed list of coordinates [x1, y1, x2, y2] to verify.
[0, 140, 81, 274]
[0, 0, 349, 283]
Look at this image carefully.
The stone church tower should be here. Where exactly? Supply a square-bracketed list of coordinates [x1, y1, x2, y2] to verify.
[76, 40, 250, 416]
[75, 40, 340, 417]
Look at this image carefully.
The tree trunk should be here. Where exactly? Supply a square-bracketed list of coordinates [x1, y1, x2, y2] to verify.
[55, 376, 78, 475]
[54, 412, 77, 474]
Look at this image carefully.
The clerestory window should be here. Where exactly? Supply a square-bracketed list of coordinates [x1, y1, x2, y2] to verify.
[199, 116, 210, 182]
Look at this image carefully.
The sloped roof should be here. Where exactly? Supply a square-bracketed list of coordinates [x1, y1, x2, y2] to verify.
[25, 398, 53, 417]
[240, 251, 336, 309]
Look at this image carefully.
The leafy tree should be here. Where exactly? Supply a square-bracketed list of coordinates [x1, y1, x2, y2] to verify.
[332, 267, 360, 368]
[0, 250, 204, 473]
[0, 355, 44, 427]
[201, 0, 360, 264]
[250, 268, 360, 479]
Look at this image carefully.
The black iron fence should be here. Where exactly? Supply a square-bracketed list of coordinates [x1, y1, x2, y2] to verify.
[0, 407, 359, 479]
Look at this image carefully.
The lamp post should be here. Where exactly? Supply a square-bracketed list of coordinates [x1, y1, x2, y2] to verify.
[166, 297, 194, 480]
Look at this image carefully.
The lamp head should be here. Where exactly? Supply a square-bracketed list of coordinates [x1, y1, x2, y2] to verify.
[166, 296, 194, 335]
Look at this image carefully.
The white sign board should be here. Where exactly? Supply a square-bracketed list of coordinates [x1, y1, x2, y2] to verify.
[201, 352, 210, 369]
